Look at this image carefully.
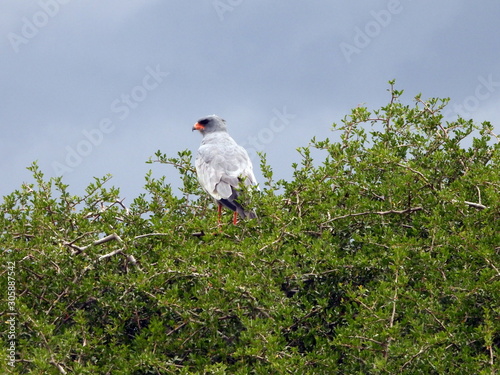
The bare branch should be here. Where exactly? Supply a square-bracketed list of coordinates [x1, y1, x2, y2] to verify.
[97, 233, 123, 245]
[64, 231, 97, 247]
[113, 198, 130, 214]
[488, 343, 494, 368]
[385, 269, 399, 359]
[389, 273, 398, 330]
[126, 254, 138, 266]
[484, 257, 500, 279]
[476, 186, 482, 206]
[451, 199, 487, 210]
[135, 232, 171, 239]
[51, 361, 68, 375]
[98, 248, 123, 261]
[66, 233, 123, 256]
[485, 127, 499, 142]
[464, 200, 487, 209]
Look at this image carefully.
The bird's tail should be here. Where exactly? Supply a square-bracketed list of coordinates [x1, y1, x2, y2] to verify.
[219, 198, 257, 220]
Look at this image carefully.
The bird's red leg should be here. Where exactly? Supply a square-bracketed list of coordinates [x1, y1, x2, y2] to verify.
[217, 203, 223, 227]
[233, 211, 238, 225]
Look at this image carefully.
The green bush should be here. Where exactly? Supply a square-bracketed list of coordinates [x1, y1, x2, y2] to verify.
[2, 83, 499, 374]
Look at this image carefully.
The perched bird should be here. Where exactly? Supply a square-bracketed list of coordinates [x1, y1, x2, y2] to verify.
[192, 115, 258, 224]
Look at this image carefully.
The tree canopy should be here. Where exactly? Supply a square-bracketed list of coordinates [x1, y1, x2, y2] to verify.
[2, 83, 499, 374]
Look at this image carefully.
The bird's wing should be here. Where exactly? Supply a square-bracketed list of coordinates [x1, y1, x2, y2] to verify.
[195, 134, 256, 201]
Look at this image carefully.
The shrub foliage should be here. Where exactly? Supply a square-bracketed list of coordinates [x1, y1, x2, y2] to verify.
[2, 83, 499, 374]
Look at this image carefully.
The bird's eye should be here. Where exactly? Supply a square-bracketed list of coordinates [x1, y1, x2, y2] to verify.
[198, 119, 210, 125]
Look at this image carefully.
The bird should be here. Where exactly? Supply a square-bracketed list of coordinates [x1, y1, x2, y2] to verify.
[192, 115, 258, 225]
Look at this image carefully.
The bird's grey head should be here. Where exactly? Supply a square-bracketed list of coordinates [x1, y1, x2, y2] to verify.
[192, 115, 227, 135]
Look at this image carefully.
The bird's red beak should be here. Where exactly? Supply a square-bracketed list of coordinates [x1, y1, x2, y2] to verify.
[192, 122, 205, 131]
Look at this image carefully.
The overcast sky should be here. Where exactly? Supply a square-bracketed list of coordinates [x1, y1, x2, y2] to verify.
[2, 0, 500, 202]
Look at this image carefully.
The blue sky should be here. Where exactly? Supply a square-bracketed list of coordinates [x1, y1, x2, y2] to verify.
[2, 0, 500, 202]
